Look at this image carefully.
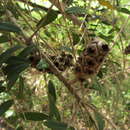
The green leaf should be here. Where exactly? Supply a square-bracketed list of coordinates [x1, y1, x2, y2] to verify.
[59, 46, 72, 53]
[36, 59, 49, 70]
[48, 80, 61, 121]
[6, 56, 29, 65]
[20, 112, 49, 121]
[0, 100, 14, 117]
[37, 10, 58, 27]
[0, 22, 21, 33]
[48, 80, 56, 103]
[98, 33, 113, 42]
[95, 112, 105, 130]
[0, 35, 10, 43]
[66, 6, 86, 15]
[3, 62, 29, 89]
[17, 76, 25, 99]
[72, 32, 80, 45]
[0, 81, 6, 93]
[44, 120, 75, 130]
[126, 103, 130, 111]
[16, 126, 24, 130]
[0, 45, 23, 66]
[117, 7, 130, 15]
[19, 44, 37, 57]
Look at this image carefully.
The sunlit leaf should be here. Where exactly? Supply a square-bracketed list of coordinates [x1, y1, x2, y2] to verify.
[20, 112, 49, 121]
[66, 6, 86, 14]
[0, 22, 21, 33]
[97, 0, 115, 9]
[0, 100, 14, 117]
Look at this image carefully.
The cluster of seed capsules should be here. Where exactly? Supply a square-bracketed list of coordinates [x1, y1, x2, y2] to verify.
[74, 39, 109, 82]
[29, 51, 73, 73]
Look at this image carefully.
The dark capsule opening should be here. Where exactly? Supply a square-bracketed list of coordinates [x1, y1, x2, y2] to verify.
[75, 66, 81, 72]
[102, 44, 109, 52]
[29, 56, 35, 62]
[87, 69, 94, 75]
[98, 57, 104, 63]
[87, 47, 96, 54]
[59, 57, 64, 62]
[87, 60, 95, 66]
[54, 62, 59, 67]
[78, 77, 85, 82]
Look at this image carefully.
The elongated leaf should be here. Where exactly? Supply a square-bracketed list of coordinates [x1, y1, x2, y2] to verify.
[37, 10, 58, 27]
[0, 35, 10, 43]
[117, 8, 130, 15]
[48, 80, 56, 103]
[66, 6, 86, 15]
[16, 126, 24, 130]
[20, 112, 49, 121]
[0, 45, 23, 66]
[95, 112, 105, 130]
[19, 44, 37, 57]
[48, 80, 61, 121]
[44, 120, 75, 130]
[72, 32, 80, 45]
[0, 100, 14, 117]
[0, 81, 6, 93]
[17, 76, 24, 99]
[6, 56, 29, 65]
[3, 62, 29, 89]
[0, 22, 21, 33]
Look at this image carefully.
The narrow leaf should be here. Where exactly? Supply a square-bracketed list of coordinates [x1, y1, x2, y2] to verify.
[66, 6, 86, 15]
[0, 45, 23, 66]
[0, 22, 21, 33]
[20, 112, 49, 121]
[117, 8, 130, 15]
[0, 100, 14, 117]
[48, 80, 56, 103]
[44, 120, 75, 130]
[0, 35, 10, 43]
[19, 44, 37, 57]
[48, 80, 61, 121]
[17, 76, 24, 99]
[95, 112, 105, 130]
[37, 10, 58, 27]
[3, 62, 29, 89]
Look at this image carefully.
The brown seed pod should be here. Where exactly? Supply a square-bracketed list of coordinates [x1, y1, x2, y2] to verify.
[83, 56, 98, 69]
